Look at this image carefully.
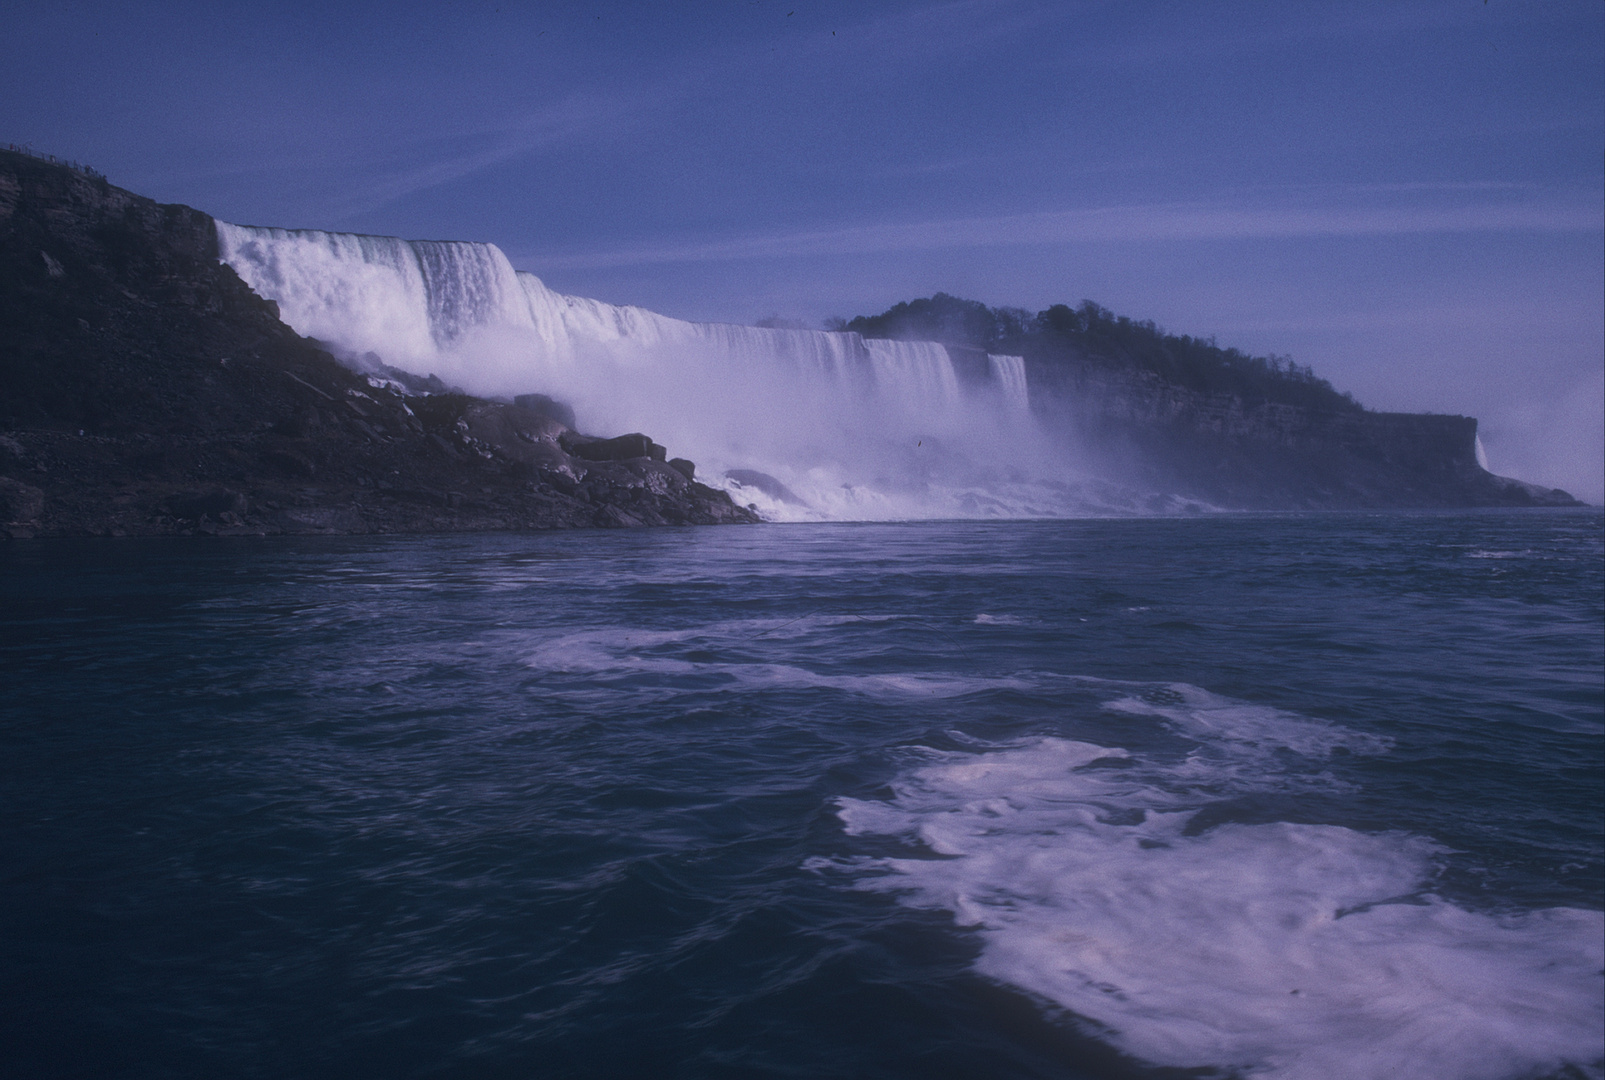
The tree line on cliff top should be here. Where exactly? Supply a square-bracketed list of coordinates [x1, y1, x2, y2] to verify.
[834, 293, 1362, 413]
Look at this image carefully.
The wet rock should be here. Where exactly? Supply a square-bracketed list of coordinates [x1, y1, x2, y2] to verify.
[0, 433, 26, 466]
[275, 506, 366, 533]
[0, 476, 44, 521]
[564, 432, 667, 463]
[167, 488, 247, 520]
[512, 393, 576, 428]
[262, 447, 316, 477]
[596, 504, 645, 527]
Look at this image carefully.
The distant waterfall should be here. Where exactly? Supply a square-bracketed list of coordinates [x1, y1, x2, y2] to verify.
[212, 222, 1127, 520]
[988, 355, 1029, 410]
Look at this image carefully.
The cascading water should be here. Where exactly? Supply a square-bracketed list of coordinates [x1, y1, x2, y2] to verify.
[864, 339, 961, 413]
[987, 354, 1029, 410]
[217, 222, 1113, 519]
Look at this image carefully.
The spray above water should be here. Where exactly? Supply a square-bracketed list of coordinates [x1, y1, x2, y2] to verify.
[215, 224, 1149, 520]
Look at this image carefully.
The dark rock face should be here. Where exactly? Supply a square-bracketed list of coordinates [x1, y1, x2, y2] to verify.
[0, 150, 759, 537]
[562, 432, 668, 464]
[849, 294, 1582, 509]
[0, 476, 44, 523]
[512, 393, 576, 429]
[1026, 351, 1582, 509]
[166, 488, 248, 521]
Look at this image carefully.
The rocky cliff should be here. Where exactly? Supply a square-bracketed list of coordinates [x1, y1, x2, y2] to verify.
[864, 297, 1580, 510]
[2, 148, 1579, 534]
[0, 149, 758, 537]
[1026, 359, 1577, 509]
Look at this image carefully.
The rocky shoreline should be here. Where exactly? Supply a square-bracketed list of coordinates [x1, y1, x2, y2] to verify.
[0, 149, 758, 538]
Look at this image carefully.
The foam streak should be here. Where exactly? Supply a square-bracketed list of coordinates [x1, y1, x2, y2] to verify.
[827, 692, 1604, 1080]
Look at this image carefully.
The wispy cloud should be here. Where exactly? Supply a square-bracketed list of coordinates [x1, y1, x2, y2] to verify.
[1054, 0, 1497, 72]
[317, 93, 649, 225]
[519, 185, 1605, 270]
[132, 83, 658, 227]
[267, 1, 1035, 225]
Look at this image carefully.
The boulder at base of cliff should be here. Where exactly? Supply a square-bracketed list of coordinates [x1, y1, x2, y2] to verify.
[564, 432, 668, 463]
[512, 393, 576, 429]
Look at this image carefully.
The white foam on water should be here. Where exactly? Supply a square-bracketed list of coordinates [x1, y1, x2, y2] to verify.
[520, 619, 1031, 700]
[1103, 683, 1391, 764]
[823, 694, 1604, 1080]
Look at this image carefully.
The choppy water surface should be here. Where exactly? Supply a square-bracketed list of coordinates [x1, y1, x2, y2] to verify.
[2, 512, 1601, 1079]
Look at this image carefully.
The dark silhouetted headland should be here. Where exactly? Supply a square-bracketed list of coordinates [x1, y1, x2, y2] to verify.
[844, 293, 1581, 510]
[0, 149, 758, 537]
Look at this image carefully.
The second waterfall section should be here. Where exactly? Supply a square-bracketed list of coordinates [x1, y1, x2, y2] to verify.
[217, 223, 1114, 519]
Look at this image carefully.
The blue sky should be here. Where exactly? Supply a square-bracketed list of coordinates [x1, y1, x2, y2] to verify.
[4, 0, 1601, 499]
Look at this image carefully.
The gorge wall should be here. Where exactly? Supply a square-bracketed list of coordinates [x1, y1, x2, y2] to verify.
[216, 222, 1576, 514]
[0, 147, 1579, 537]
[1024, 360, 1554, 509]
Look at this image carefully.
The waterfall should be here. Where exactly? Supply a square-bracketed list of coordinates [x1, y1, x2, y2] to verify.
[215, 225, 443, 364]
[988, 354, 1029, 410]
[865, 339, 961, 412]
[212, 222, 1118, 520]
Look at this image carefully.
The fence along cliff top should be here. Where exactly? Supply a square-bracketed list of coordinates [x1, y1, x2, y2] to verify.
[4, 143, 106, 181]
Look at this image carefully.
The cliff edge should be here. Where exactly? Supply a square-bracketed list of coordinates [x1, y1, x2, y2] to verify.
[858, 295, 1582, 510]
[0, 149, 758, 537]
[1028, 358, 1580, 509]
